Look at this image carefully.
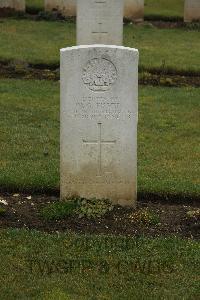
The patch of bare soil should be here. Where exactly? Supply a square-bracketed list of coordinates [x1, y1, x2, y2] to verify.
[144, 21, 183, 29]
[0, 61, 60, 81]
[0, 8, 16, 18]
[1, 61, 200, 87]
[140, 73, 200, 87]
[0, 193, 199, 239]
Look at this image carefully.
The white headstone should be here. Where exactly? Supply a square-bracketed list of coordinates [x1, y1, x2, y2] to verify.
[184, 0, 200, 22]
[44, 0, 76, 16]
[0, 0, 25, 11]
[124, 0, 144, 22]
[60, 45, 139, 207]
[77, 0, 123, 45]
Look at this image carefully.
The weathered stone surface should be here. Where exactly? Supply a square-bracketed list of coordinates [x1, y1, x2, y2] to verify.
[77, 0, 123, 45]
[124, 0, 144, 21]
[60, 45, 139, 206]
[184, 0, 200, 22]
[0, 0, 25, 11]
[44, 0, 76, 16]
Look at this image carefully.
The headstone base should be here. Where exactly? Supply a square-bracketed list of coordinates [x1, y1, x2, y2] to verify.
[184, 0, 200, 22]
[0, 0, 25, 12]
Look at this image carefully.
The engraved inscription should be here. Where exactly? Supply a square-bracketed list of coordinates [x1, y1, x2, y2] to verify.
[72, 96, 135, 120]
[65, 179, 131, 185]
[82, 58, 117, 92]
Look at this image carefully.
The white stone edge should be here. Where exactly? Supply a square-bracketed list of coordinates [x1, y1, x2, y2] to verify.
[60, 44, 138, 54]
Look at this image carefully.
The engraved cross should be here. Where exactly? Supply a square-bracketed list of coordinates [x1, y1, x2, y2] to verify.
[94, 0, 107, 3]
[92, 22, 108, 41]
[92, 0, 108, 42]
[83, 123, 116, 176]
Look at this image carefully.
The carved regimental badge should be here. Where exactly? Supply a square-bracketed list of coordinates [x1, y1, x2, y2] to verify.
[82, 58, 117, 92]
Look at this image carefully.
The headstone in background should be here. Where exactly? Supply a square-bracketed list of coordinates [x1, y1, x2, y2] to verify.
[44, 0, 76, 16]
[60, 45, 139, 207]
[0, 0, 25, 11]
[77, 0, 123, 45]
[184, 0, 200, 22]
[44, 0, 144, 22]
[124, 0, 144, 22]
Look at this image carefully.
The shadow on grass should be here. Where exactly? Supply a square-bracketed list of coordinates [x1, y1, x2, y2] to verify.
[138, 192, 200, 206]
[0, 185, 199, 206]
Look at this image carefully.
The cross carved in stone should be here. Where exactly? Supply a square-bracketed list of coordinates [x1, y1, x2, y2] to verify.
[92, 22, 108, 40]
[83, 123, 116, 175]
[94, 0, 107, 4]
[92, 0, 108, 41]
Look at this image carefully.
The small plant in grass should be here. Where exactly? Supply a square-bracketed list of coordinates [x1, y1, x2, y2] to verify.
[129, 208, 160, 226]
[0, 207, 6, 216]
[40, 197, 113, 221]
[186, 209, 200, 222]
[40, 201, 77, 221]
[37, 11, 56, 21]
[185, 22, 200, 31]
[75, 197, 114, 219]
[36, 11, 66, 21]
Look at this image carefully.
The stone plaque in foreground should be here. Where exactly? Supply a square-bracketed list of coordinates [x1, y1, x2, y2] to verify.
[0, 0, 25, 11]
[184, 0, 200, 22]
[60, 45, 139, 206]
[77, 0, 123, 45]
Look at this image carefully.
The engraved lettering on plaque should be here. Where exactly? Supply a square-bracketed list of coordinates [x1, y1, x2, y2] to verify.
[82, 58, 117, 92]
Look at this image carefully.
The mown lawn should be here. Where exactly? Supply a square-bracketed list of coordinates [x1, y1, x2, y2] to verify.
[0, 19, 200, 72]
[145, 0, 184, 19]
[26, 0, 44, 12]
[25, 0, 184, 19]
[0, 229, 199, 299]
[0, 79, 199, 198]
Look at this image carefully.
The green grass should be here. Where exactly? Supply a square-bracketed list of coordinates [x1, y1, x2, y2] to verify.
[125, 23, 200, 73]
[0, 20, 200, 72]
[0, 79, 199, 198]
[41, 201, 77, 221]
[0, 229, 199, 299]
[0, 19, 75, 65]
[0, 207, 6, 215]
[26, 0, 44, 13]
[138, 85, 200, 198]
[0, 80, 59, 192]
[145, 0, 184, 19]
